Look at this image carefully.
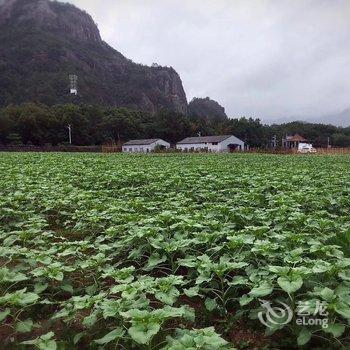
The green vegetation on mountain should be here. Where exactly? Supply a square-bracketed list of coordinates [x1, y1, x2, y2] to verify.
[0, 1, 349, 147]
[1, 103, 350, 147]
[188, 97, 228, 122]
[0, 0, 188, 113]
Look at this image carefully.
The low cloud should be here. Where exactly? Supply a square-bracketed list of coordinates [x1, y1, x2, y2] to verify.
[65, 0, 350, 121]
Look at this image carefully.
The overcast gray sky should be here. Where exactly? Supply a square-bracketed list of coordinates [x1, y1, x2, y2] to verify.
[65, 0, 350, 121]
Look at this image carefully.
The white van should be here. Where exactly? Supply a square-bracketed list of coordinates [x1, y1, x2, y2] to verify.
[297, 143, 317, 153]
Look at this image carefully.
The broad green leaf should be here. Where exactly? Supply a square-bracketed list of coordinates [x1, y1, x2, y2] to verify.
[319, 287, 334, 302]
[21, 292, 40, 305]
[240, 294, 254, 306]
[268, 265, 289, 275]
[143, 253, 167, 271]
[41, 332, 55, 341]
[34, 283, 49, 294]
[53, 271, 64, 281]
[40, 339, 57, 350]
[196, 274, 213, 285]
[163, 327, 229, 349]
[0, 289, 39, 307]
[229, 275, 248, 285]
[61, 284, 74, 294]
[155, 287, 179, 305]
[324, 324, 345, 337]
[0, 267, 28, 283]
[277, 275, 303, 294]
[338, 270, 350, 281]
[83, 311, 98, 328]
[297, 327, 312, 346]
[335, 302, 350, 319]
[16, 319, 33, 333]
[94, 328, 125, 345]
[177, 256, 197, 268]
[86, 284, 98, 296]
[73, 332, 86, 345]
[21, 332, 57, 350]
[312, 261, 331, 273]
[249, 281, 273, 297]
[128, 322, 161, 344]
[0, 308, 10, 322]
[3, 235, 17, 247]
[184, 286, 200, 297]
[205, 297, 217, 311]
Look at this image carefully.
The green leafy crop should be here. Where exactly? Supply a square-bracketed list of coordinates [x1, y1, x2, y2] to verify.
[0, 152, 349, 349]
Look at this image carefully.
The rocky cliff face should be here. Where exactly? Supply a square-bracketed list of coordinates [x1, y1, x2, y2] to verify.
[0, 0, 102, 42]
[0, 0, 188, 114]
[188, 97, 228, 121]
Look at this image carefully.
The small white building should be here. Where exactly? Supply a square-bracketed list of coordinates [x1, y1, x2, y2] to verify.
[122, 139, 170, 153]
[176, 135, 245, 152]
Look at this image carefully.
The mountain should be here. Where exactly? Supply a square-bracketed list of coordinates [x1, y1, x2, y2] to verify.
[264, 108, 350, 127]
[0, 0, 188, 114]
[188, 97, 228, 121]
[317, 108, 350, 127]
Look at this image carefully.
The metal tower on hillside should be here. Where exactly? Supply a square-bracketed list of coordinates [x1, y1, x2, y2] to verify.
[69, 74, 78, 95]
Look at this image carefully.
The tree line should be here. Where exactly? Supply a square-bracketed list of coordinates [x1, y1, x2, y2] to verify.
[0, 103, 349, 147]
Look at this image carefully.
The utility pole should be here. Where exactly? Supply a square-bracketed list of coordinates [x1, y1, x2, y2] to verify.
[67, 124, 72, 144]
[272, 135, 277, 149]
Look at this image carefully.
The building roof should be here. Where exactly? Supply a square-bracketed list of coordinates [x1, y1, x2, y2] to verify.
[123, 139, 161, 146]
[177, 135, 239, 145]
[285, 134, 307, 142]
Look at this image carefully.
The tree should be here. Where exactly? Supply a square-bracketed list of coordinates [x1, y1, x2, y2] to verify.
[0, 103, 349, 147]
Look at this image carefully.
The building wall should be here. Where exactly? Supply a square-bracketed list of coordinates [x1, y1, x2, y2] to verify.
[219, 136, 245, 151]
[176, 136, 245, 152]
[154, 139, 171, 149]
[122, 140, 170, 153]
[176, 142, 218, 152]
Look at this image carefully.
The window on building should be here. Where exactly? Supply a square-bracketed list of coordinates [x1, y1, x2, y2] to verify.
[212, 142, 218, 145]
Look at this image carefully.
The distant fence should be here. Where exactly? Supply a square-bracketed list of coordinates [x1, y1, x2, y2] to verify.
[247, 147, 350, 155]
[0, 145, 102, 152]
[101, 144, 122, 153]
[1, 145, 350, 155]
[247, 148, 295, 154]
[314, 147, 350, 154]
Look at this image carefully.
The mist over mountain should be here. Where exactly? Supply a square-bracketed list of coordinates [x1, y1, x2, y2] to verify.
[0, 0, 188, 114]
[0, 0, 348, 127]
[265, 108, 350, 127]
[316, 108, 350, 127]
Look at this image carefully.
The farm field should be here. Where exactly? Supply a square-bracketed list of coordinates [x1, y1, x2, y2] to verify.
[1, 152, 350, 349]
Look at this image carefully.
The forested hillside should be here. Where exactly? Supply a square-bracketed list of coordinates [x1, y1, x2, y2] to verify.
[1, 103, 350, 147]
[188, 97, 228, 122]
[0, 0, 187, 114]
